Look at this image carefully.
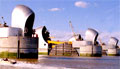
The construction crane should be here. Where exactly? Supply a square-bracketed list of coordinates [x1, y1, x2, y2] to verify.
[69, 21, 77, 40]
[1, 17, 8, 27]
[47, 21, 76, 45]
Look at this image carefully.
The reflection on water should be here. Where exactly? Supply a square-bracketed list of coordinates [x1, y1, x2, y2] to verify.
[0, 56, 120, 69]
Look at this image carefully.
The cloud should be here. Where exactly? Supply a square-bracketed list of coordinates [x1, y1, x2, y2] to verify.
[75, 1, 88, 8]
[48, 8, 62, 12]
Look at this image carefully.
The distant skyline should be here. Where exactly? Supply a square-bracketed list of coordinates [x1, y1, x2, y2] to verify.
[0, 0, 120, 42]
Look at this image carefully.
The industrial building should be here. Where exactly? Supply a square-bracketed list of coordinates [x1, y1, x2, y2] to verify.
[0, 5, 119, 59]
[0, 5, 38, 58]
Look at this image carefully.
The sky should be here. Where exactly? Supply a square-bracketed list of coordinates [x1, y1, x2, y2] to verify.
[0, 0, 120, 43]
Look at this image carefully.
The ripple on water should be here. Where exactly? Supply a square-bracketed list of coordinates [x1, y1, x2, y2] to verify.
[0, 56, 120, 69]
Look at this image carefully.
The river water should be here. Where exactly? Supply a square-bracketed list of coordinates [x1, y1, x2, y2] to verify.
[0, 56, 120, 69]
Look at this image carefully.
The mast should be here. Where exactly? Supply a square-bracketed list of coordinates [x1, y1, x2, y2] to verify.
[1, 17, 6, 24]
[69, 21, 76, 40]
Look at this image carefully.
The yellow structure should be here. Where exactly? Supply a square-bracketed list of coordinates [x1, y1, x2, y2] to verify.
[47, 40, 72, 45]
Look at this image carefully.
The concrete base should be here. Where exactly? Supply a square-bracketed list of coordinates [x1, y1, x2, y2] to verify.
[117, 49, 120, 55]
[20, 53, 38, 58]
[80, 53, 102, 57]
[107, 48, 120, 56]
[39, 48, 48, 52]
[107, 54, 117, 56]
[39, 52, 48, 55]
[0, 37, 38, 58]
[0, 51, 17, 58]
[107, 49, 117, 56]
[0, 51, 38, 58]
[79, 46, 102, 57]
[38, 48, 48, 55]
[72, 41, 92, 48]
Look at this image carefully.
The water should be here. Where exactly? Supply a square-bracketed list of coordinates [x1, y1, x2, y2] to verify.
[0, 56, 120, 69]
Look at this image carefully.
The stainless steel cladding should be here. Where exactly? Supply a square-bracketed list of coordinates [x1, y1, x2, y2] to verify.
[108, 37, 119, 46]
[36, 26, 51, 54]
[85, 28, 98, 44]
[11, 5, 35, 37]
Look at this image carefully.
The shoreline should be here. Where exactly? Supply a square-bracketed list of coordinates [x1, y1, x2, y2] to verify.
[0, 55, 119, 69]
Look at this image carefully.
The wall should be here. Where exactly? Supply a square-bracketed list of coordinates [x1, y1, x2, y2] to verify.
[0, 27, 22, 37]
[0, 36, 38, 58]
[36, 26, 49, 54]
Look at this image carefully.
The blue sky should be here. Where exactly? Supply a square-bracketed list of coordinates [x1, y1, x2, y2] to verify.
[0, 0, 120, 42]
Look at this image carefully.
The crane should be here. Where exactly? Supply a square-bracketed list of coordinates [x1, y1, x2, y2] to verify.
[1, 17, 6, 24]
[69, 21, 77, 40]
[1, 17, 8, 27]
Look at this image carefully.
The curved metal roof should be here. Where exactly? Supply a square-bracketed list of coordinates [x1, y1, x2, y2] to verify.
[36, 26, 51, 43]
[11, 5, 35, 36]
[85, 28, 99, 44]
[108, 37, 119, 46]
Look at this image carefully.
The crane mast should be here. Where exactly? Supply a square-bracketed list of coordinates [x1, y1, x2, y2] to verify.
[69, 21, 76, 40]
[1, 17, 6, 24]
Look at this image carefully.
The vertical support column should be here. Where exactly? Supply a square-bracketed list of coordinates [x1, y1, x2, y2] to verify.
[92, 45, 93, 56]
[17, 37, 20, 59]
[63, 43, 64, 55]
[71, 44, 72, 56]
[55, 45, 57, 55]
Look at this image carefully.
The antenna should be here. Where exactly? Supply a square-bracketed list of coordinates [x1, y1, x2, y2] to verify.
[69, 21, 76, 40]
[1, 17, 6, 24]
[1, 17, 8, 27]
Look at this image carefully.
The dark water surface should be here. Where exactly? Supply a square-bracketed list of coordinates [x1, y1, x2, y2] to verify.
[0, 56, 120, 69]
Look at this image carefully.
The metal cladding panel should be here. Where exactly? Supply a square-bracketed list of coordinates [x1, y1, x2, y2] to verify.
[11, 5, 35, 36]
[108, 37, 119, 46]
[107, 45, 116, 49]
[69, 34, 82, 42]
[0, 27, 22, 37]
[72, 41, 92, 48]
[80, 46, 102, 55]
[20, 37, 38, 49]
[36, 26, 50, 48]
[107, 49, 117, 54]
[85, 28, 98, 44]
